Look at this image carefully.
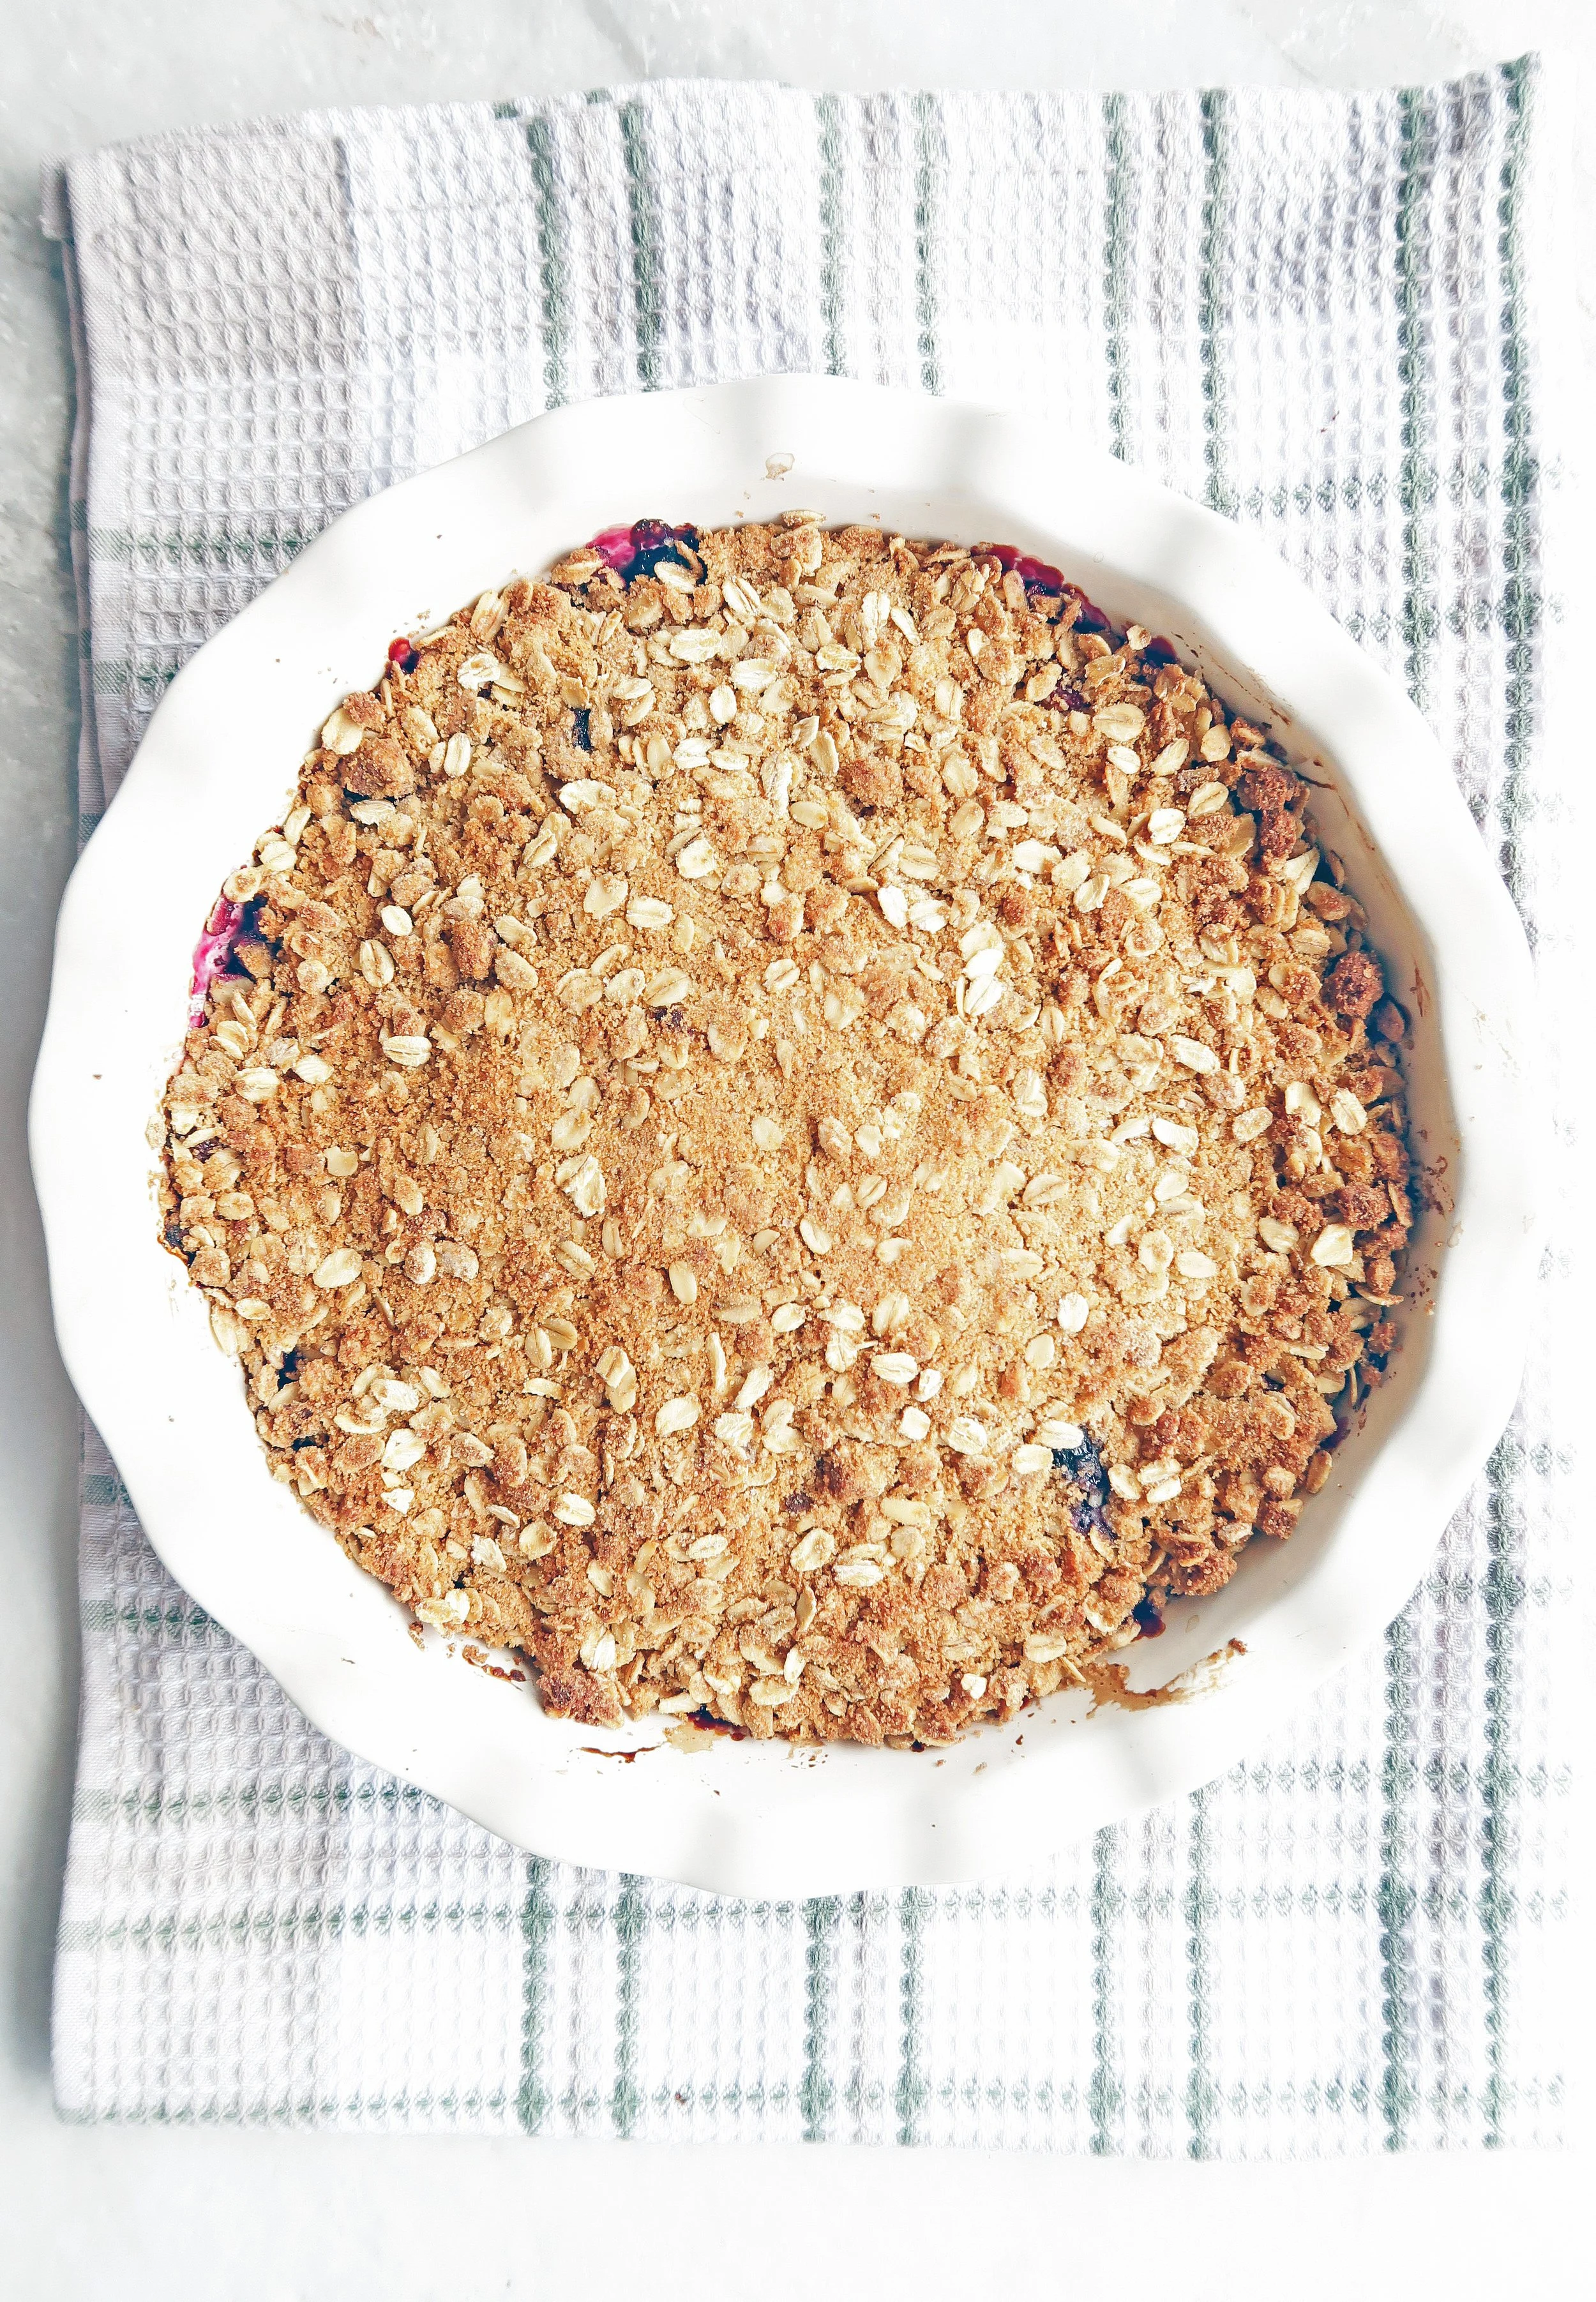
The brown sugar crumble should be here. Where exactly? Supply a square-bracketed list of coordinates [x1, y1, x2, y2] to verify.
[156, 515, 1413, 1746]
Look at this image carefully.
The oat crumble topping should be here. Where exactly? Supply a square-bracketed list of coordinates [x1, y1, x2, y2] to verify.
[156, 516, 1413, 1745]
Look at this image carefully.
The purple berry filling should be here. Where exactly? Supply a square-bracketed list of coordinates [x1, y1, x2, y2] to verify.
[1052, 1430, 1112, 1544]
[1045, 684, 1092, 715]
[188, 897, 245, 1027]
[988, 541, 1068, 595]
[587, 518, 700, 585]
[987, 542, 1111, 633]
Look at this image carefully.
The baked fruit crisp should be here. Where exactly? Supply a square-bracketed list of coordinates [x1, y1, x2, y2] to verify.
[157, 516, 1413, 1745]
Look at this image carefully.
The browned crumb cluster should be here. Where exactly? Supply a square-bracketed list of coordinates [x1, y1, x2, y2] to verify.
[156, 515, 1413, 1745]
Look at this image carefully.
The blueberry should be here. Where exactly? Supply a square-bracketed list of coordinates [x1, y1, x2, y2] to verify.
[571, 707, 592, 751]
[1053, 1431, 1111, 1542]
[622, 518, 699, 582]
[585, 518, 700, 585]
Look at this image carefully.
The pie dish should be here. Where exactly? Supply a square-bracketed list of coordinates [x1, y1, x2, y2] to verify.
[31, 377, 1540, 1888]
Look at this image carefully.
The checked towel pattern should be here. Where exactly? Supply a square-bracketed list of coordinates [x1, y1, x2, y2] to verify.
[43, 62, 1580, 2146]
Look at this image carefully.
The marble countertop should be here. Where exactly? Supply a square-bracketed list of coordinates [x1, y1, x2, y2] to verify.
[0, 4, 1589, 2294]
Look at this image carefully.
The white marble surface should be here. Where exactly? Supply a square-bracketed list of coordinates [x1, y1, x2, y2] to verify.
[0, 4, 1589, 2294]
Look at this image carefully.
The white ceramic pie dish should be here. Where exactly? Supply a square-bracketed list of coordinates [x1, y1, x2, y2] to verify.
[31, 376, 1540, 1893]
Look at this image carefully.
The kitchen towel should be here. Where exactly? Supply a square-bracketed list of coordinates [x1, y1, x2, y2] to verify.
[43, 61, 1580, 2146]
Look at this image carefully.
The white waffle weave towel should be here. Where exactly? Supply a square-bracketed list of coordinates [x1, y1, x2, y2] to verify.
[43, 63, 1581, 2146]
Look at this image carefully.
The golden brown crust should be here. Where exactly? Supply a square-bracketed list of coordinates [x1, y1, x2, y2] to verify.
[156, 518, 1412, 1746]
